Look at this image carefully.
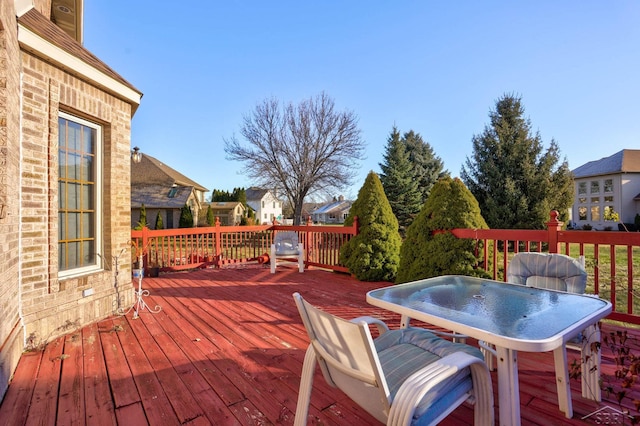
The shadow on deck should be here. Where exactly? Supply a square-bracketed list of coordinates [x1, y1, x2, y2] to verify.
[0, 266, 637, 425]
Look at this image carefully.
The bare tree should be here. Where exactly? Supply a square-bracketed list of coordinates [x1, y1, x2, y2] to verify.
[225, 92, 365, 224]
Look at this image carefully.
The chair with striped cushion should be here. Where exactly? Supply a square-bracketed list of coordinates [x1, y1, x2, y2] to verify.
[481, 252, 600, 418]
[292, 292, 493, 426]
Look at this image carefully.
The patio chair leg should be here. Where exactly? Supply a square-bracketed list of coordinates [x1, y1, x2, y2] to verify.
[294, 346, 317, 426]
[581, 324, 602, 401]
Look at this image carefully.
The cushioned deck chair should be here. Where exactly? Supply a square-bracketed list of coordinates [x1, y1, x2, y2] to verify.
[480, 252, 599, 418]
[270, 231, 304, 273]
[293, 292, 493, 426]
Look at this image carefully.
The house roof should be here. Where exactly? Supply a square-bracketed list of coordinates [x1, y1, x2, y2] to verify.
[131, 184, 193, 209]
[312, 200, 352, 215]
[207, 201, 245, 212]
[17, 8, 142, 113]
[572, 149, 640, 178]
[131, 154, 208, 192]
[245, 187, 270, 201]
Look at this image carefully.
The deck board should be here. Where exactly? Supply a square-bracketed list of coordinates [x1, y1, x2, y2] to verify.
[1, 266, 638, 425]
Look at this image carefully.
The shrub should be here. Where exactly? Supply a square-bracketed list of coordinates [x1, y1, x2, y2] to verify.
[154, 211, 164, 229]
[134, 203, 148, 230]
[396, 177, 489, 283]
[340, 171, 402, 282]
[179, 204, 194, 228]
[206, 204, 215, 226]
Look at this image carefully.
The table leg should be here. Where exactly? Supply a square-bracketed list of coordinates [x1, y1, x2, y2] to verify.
[553, 346, 573, 418]
[496, 346, 520, 426]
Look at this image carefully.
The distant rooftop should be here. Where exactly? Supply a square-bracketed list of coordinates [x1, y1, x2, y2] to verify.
[572, 149, 640, 178]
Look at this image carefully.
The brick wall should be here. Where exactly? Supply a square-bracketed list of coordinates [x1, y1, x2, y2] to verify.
[0, 3, 25, 400]
[19, 50, 135, 344]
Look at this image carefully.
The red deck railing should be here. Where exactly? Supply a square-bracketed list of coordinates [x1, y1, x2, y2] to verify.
[130, 217, 359, 274]
[132, 211, 640, 323]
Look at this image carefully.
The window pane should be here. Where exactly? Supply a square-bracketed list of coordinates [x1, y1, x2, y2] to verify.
[591, 206, 600, 221]
[81, 155, 94, 181]
[68, 121, 81, 151]
[82, 212, 94, 238]
[604, 196, 614, 203]
[591, 197, 599, 204]
[604, 179, 613, 193]
[58, 213, 66, 240]
[578, 207, 587, 221]
[578, 182, 587, 195]
[82, 240, 95, 267]
[81, 184, 93, 210]
[69, 213, 80, 239]
[578, 197, 587, 203]
[590, 181, 600, 194]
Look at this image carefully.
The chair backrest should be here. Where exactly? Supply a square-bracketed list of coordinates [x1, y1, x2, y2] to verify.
[507, 252, 587, 294]
[273, 231, 301, 256]
[293, 293, 391, 420]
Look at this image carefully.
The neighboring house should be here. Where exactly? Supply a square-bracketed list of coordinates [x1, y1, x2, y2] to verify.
[206, 201, 246, 226]
[131, 154, 208, 229]
[571, 149, 640, 230]
[311, 196, 353, 224]
[246, 187, 283, 224]
[0, 0, 142, 400]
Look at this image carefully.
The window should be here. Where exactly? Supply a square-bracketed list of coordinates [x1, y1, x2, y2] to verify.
[273, 202, 275, 208]
[604, 179, 613, 193]
[58, 113, 102, 276]
[262, 201, 265, 208]
[591, 206, 600, 222]
[590, 181, 600, 194]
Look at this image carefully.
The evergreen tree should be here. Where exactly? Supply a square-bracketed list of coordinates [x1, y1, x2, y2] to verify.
[403, 130, 447, 204]
[339, 171, 402, 282]
[461, 94, 574, 229]
[179, 204, 194, 228]
[134, 203, 148, 230]
[206, 204, 215, 226]
[379, 127, 422, 236]
[154, 211, 164, 229]
[396, 177, 489, 283]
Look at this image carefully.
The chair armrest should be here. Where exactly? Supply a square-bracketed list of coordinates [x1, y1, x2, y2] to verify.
[351, 316, 390, 335]
[388, 351, 494, 426]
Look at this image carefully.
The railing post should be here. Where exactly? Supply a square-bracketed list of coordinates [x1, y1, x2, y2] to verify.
[353, 216, 359, 235]
[305, 217, 312, 263]
[141, 226, 149, 272]
[215, 217, 221, 268]
[546, 210, 563, 254]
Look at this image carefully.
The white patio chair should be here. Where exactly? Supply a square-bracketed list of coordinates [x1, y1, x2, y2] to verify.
[292, 292, 493, 426]
[270, 231, 304, 273]
[480, 252, 599, 418]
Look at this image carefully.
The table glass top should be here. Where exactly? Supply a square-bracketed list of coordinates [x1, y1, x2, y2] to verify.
[367, 275, 611, 340]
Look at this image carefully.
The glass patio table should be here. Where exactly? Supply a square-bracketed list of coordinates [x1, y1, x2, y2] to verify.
[366, 275, 612, 426]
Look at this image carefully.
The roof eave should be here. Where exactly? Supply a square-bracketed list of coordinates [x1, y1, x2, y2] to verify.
[18, 23, 142, 115]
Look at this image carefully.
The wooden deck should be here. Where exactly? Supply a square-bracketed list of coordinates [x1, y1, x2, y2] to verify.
[0, 266, 637, 425]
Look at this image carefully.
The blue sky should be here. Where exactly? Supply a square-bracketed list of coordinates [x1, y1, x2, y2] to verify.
[84, 1, 640, 200]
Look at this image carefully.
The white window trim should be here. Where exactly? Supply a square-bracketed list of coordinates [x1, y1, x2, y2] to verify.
[58, 112, 103, 279]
